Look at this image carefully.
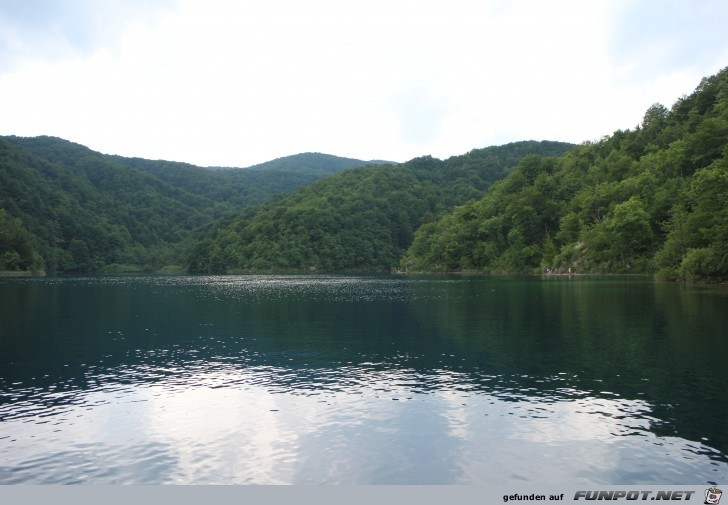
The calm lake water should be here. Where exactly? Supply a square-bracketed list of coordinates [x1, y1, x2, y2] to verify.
[0, 274, 726, 485]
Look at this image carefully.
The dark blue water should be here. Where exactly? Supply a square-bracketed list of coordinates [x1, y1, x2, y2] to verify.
[0, 275, 726, 484]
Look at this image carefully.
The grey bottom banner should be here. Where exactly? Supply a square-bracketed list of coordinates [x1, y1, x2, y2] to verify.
[0, 485, 722, 505]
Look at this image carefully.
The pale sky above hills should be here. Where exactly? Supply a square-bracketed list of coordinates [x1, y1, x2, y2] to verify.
[1, 0, 726, 167]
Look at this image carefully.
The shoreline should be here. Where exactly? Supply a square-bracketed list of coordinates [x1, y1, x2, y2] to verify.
[0, 270, 46, 277]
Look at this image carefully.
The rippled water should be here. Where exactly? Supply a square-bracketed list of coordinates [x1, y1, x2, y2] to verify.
[1, 275, 727, 484]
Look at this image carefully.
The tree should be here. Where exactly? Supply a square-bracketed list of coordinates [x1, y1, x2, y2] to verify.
[607, 197, 654, 258]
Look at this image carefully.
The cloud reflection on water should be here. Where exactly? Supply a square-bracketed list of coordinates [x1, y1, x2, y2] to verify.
[4, 363, 724, 484]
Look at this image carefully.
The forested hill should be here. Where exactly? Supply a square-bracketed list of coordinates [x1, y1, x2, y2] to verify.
[0, 137, 381, 273]
[402, 67, 728, 282]
[187, 140, 575, 273]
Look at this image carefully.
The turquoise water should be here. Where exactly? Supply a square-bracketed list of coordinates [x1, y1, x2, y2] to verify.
[0, 275, 726, 484]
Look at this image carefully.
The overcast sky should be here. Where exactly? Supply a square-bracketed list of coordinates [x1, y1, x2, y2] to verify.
[1, 0, 726, 167]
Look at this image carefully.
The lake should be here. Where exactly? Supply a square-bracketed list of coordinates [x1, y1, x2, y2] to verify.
[0, 274, 726, 484]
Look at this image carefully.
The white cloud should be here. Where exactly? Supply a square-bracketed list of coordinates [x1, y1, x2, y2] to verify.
[0, 0, 726, 167]
[0, 0, 174, 70]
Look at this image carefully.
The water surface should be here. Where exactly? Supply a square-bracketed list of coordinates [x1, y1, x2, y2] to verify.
[1, 275, 726, 484]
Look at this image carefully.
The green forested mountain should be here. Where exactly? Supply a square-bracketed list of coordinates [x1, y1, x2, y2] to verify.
[3, 68, 725, 281]
[402, 67, 728, 282]
[188, 141, 575, 273]
[0, 136, 378, 273]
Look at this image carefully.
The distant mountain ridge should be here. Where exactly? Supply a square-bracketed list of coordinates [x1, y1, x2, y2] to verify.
[210, 152, 396, 172]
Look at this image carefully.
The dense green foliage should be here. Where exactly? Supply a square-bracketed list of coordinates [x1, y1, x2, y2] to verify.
[0, 137, 375, 273]
[0, 209, 43, 271]
[402, 67, 728, 282]
[188, 141, 575, 273]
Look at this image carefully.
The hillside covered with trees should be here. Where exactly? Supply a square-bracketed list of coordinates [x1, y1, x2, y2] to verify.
[401, 67, 728, 283]
[187, 141, 575, 273]
[3, 67, 726, 282]
[0, 137, 381, 273]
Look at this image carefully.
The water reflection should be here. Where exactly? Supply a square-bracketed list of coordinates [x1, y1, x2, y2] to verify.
[0, 275, 727, 484]
[2, 365, 725, 484]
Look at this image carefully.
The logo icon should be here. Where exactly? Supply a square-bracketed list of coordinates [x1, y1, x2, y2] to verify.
[705, 486, 722, 505]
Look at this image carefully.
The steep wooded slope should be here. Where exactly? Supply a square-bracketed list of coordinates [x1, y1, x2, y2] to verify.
[402, 68, 728, 282]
